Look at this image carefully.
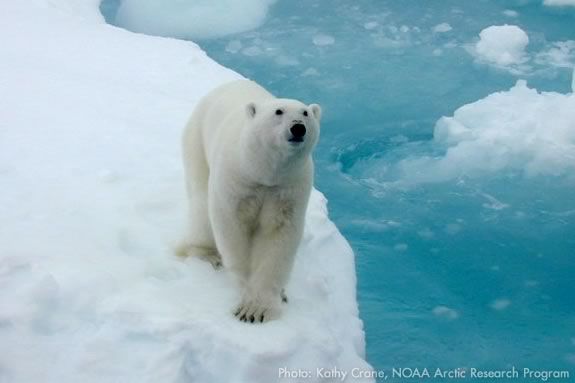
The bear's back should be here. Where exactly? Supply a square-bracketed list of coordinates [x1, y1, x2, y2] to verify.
[194, 80, 275, 168]
[202, 80, 274, 122]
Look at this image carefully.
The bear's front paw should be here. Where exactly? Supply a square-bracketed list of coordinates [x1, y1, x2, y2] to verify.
[233, 298, 278, 323]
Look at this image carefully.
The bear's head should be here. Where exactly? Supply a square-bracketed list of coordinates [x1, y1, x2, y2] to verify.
[244, 98, 321, 158]
[239, 98, 321, 184]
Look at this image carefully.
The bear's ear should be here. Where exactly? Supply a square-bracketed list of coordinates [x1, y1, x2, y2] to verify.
[309, 104, 322, 121]
[246, 102, 257, 119]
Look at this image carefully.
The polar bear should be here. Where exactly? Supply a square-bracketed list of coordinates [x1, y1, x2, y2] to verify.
[180, 80, 321, 323]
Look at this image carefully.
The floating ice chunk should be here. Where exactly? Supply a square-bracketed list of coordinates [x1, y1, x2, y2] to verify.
[503, 10, 519, 17]
[372, 35, 408, 49]
[434, 117, 473, 145]
[225, 40, 243, 54]
[351, 219, 389, 232]
[394, 243, 408, 252]
[543, 0, 575, 6]
[432, 306, 459, 320]
[481, 193, 510, 211]
[395, 79, 575, 184]
[535, 41, 575, 68]
[364, 21, 379, 30]
[116, 0, 276, 39]
[390, 135, 409, 144]
[433, 23, 452, 33]
[275, 55, 300, 66]
[301, 67, 320, 77]
[417, 228, 435, 239]
[242, 46, 263, 56]
[400, 25, 410, 33]
[445, 223, 461, 235]
[490, 298, 511, 311]
[475, 25, 529, 66]
[313, 34, 335, 46]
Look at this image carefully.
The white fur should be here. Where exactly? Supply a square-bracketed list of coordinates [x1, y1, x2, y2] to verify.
[181, 80, 321, 322]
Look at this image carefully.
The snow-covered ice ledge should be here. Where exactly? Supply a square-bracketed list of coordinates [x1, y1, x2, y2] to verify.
[0, 1, 372, 382]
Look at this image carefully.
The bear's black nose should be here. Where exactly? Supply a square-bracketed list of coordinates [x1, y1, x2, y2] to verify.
[290, 123, 306, 138]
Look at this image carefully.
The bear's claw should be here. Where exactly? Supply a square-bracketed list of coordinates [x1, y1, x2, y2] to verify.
[199, 252, 223, 270]
[234, 301, 272, 323]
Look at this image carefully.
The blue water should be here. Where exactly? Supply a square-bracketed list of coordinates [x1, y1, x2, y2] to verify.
[102, 0, 575, 379]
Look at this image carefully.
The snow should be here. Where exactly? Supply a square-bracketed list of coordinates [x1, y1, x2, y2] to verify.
[474, 25, 529, 66]
[394, 78, 575, 184]
[543, 0, 575, 6]
[116, 0, 276, 40]
[0, 1, 371, 382]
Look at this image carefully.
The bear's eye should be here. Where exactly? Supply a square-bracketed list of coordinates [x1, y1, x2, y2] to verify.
[275, 109, 283, 116]
[303, 110, 308, 117]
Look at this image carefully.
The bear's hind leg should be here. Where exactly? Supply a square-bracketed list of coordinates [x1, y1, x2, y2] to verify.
[180, 115, 219, 268]
[177, 243, 222, 269]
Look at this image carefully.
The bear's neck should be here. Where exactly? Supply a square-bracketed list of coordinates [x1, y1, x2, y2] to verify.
[240, 145, 310, 187]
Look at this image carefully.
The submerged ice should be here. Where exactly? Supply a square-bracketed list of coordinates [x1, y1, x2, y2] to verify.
[544, 0, 575, 6]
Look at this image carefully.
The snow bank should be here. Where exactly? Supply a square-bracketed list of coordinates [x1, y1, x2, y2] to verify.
[0, 1, 371, 382]
[395, 78, 575, 183]
[543, 0, 575, 6]
[116, 0, 276, 40]
[474, 25, 529, 66]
